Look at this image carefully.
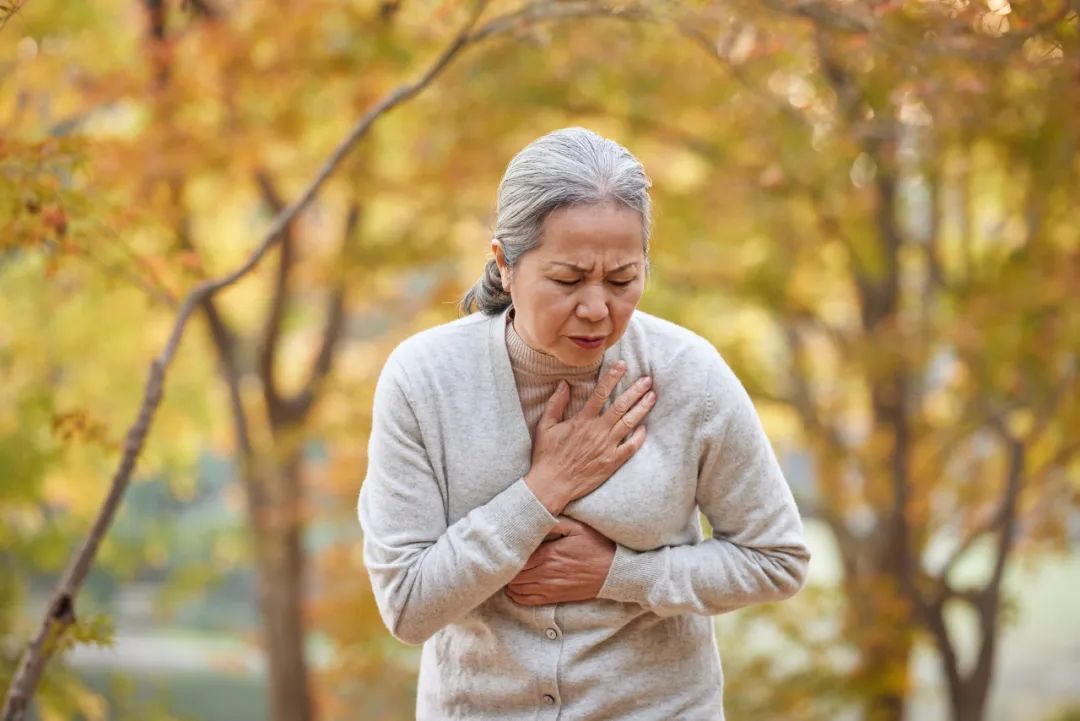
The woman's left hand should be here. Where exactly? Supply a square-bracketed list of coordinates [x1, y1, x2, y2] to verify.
[505, 517, 616, 606]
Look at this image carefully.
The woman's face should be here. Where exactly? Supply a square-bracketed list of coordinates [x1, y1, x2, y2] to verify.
[493, 201, 646, 367]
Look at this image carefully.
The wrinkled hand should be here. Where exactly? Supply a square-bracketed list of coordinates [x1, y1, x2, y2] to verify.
[505, 517, 616, 606]
[524, 362, 654, 516]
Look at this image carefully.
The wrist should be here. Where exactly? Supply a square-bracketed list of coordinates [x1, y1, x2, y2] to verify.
[524, 471, 569, 517]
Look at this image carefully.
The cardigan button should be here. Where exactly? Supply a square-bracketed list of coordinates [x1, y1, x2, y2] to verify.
[542, 694, 556, 705]
[545, 628, 558, 640]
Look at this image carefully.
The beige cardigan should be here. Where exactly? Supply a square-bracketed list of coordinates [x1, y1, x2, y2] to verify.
[357, 304, 811, 720]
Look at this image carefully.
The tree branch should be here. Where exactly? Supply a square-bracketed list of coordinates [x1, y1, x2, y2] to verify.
[677, 20, 816, 130]
[253, 169, 293, 424]
[760, 0, 874, 34]
[4, 2, 662, 713]
[919, 589, 965, 712]
[0, 0, 30, 35]
[66, 242, 180, 310]
[466, 0, 649, 43]
[1, 3, 494, 717]
[278, 203, 358, 424]
[961, 433, 1025, 709]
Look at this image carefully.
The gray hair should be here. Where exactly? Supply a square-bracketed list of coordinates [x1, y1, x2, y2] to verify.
[460, 126, 653, 316]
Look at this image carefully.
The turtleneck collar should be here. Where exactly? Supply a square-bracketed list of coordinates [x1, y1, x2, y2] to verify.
[504, 306, 604, 378]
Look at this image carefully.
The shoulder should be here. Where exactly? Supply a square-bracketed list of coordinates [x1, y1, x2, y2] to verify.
[627, 308, 726, 376]
[627, 309, 749, 417]
[381, 310, 490, 384]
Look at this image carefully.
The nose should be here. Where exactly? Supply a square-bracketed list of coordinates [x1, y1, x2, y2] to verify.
[575, 283, 610, 323]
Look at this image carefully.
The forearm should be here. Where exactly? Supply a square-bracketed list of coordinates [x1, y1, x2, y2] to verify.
[596, 535, 810, 617]
[360, 477, 558, 645]
[603, 349, 814, 617]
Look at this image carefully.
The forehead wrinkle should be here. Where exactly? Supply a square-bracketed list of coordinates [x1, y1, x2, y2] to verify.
[547, 260, 639, 273]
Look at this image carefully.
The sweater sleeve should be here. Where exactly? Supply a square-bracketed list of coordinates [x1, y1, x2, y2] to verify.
[358, 353, 559, 645]
[595, 350, 811, 616]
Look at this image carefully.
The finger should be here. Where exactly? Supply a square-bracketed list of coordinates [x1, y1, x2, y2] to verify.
[604, 375, 653, 427]
[552, 517, 588, 536]
[543, 516, 577, 541]
[537, 379, 571, 432]
[509, 575, 569, 593]
[601, 374, 651, 428]
[507, 580, 552, 594]
[506, 590, 548, 606]
[580, 361, 627, 418]
[607, 389, 656, 442]
[614, 425, 647, 461]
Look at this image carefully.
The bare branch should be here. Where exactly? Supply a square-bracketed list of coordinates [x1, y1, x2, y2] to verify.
[279, 204, 359, 424]
[253, 169, 293, 422]
[805, 189, 881, 320]
[924, 164, 946, 291]
[0, 0, 30, 35]
[780, 321, 853, 462]
[201, 293, 253, 454]
[936, 373, 1078, 581]
[65, 242, 180, 310]
[677, 21, 816, 130]
[925, 398, 1079, 716]
[938, 503, 1007, 583]
[186, 0, 220, 19]
[1, 3, 493, 717]
[961, 434, 1025, 707]
[3, 1, 666, 715]
[466, 0, 649, 43]
[759, 0, 874, 34]
[555, 100, 728, 163]
[919, 589, 964, 710]
[777, 317, 880, 583]
[761, 0, 1078, 57]
[984, 437, 1025, 596]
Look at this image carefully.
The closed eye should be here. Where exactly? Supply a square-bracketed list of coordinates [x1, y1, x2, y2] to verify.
[552, 279, 634, 287]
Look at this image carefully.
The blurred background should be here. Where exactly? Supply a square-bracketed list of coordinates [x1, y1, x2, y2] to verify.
[1, 0, 1078, 719]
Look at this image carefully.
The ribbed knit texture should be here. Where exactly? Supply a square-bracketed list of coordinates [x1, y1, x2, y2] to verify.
[504, 306, 603, 440]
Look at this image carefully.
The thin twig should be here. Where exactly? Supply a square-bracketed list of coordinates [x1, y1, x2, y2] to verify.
[0, 0, 29, 35]
[0, 3, 492, 718]
[1, 2, 654, 717]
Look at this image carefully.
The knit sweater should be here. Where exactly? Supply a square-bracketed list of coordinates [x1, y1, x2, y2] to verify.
[504, 306, 604, 436]
[357, 304, 811, 720]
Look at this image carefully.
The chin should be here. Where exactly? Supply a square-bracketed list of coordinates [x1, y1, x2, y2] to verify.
[559, 344, 605, 366]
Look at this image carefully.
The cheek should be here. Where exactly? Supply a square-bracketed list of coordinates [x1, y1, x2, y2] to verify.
[614, 291, 641, 319]
[607, 295, 640, 336]
[526, 290, 574, 337]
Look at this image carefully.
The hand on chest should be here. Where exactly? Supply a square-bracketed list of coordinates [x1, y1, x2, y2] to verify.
[561, 422, 700, 550]
[444, 408, 701, 551]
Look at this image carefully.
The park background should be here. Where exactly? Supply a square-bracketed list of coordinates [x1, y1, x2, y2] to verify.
[1, 0, 1078, 720]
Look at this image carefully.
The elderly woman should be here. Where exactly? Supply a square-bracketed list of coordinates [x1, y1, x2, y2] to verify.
[358, 127, 811, 720]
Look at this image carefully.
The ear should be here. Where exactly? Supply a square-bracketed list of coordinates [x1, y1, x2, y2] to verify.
[491, 239, 511, 292]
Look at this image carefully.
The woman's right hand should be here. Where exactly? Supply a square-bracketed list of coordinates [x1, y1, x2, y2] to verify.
[524, 360, 656, 517]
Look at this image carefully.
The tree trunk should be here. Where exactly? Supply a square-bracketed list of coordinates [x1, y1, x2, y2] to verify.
[245, 453, 313, 721]
[951, 685, 991, 721]
[847, 574, 914, 721]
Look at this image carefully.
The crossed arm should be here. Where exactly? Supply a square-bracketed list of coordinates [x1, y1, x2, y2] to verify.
[359, 354, 810, 645]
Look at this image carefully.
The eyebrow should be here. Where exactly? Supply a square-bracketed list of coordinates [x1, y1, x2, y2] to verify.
[548, 261, 639, 273]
